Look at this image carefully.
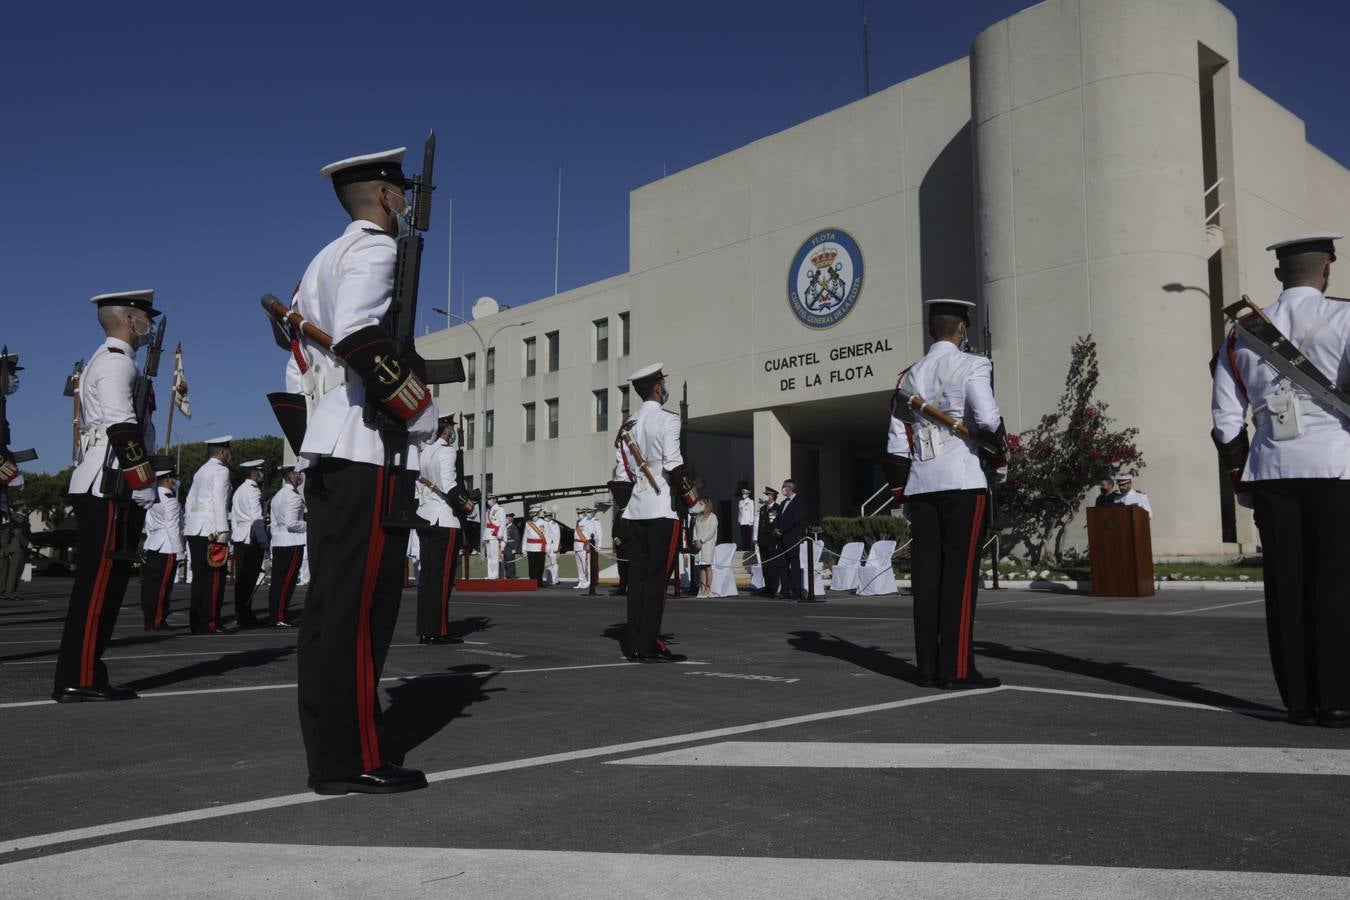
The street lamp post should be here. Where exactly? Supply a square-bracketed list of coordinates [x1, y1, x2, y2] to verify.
[432, 307, 532, 577]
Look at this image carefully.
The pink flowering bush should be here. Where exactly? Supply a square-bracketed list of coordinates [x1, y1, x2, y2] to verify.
[994, 336, 1144, 563]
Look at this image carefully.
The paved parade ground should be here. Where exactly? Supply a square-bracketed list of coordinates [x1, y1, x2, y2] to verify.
[1, 579, 1347, 898]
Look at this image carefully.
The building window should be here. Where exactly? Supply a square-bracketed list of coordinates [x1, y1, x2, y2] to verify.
[464, 414, 475, 450]
[523, 336, 536, 377]
[485, 473, 493, 496]
[546, 398, 559, 439]
[523, 402, 536, 442]
[619, 385, 630, 417]
[594, 389, 608, 432]
[464, 474, 474, 491]
[485, 410, 495, 448]
[546, 331, 559, 372]
[619, 312, 630, 357]
[432, 383, 439, 398]
[594, 318, 609, 361]
[486, 347, 496, 386]
[466, 353, 476, 390]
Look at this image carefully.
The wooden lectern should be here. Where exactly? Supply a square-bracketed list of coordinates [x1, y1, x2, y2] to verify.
[1087, 505, 1154, 597]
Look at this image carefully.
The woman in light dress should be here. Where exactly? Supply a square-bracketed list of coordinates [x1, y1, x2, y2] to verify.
[692, 500, 718, 598]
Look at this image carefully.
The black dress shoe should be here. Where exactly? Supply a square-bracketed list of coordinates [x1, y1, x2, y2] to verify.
[638, 650, 688, 663]
[1287, 708, 1317, 726]
[52, 684, 139, 703]
[938, 674, 1002, 690]
[609, 587, 627, 596]
[419, 634, 463, 645]
[914, 675, 939, 688]
[311, 764, 428, 795]
[1316, 709, 1350, 728]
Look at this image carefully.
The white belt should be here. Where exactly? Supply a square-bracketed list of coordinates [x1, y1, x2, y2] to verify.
[78, 425, 109, 456]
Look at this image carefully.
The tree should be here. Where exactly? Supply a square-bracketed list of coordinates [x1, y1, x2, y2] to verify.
[13, 467, 75, 528]
[994, 336, 1144, 563]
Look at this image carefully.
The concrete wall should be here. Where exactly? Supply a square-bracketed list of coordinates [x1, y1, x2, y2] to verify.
[972, 0, 1241, 554]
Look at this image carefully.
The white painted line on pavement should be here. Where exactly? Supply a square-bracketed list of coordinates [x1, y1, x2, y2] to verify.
[0, 661, 652, 709]
[1162, 598, 1264, 616]
[1001, 684, 1284, 718]
[802, 616, 903, 622]
[0, 690, 984, 854]
[608, 741, 1350, 774]
[7, 841, 1349, 899]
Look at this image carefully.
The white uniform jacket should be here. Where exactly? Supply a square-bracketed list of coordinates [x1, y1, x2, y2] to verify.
[69, 337, 153, 497]
[269, 483, 307, 548]
[143, 485, 184, 555]
[184, 458, 231, 539]
[486, 504, 507, 544]
[615, 401, 683, 521]
[574, 518, 594, 549]
[543, 520, 560, 553]
[415, 438, 460, 529]
[1212, 286, 1350, 480]
[290, 219, 436, 470]
[589, 516, 604, 550]
[738, 497, 755, 527]
[1117, 489, 1152, 518]
[524, 517, 548, 552]
[230, 480, 268, 547]
[887, 341, 1002, 496]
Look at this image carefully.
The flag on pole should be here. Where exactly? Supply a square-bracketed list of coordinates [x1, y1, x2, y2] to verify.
[172, 343, 191, 417]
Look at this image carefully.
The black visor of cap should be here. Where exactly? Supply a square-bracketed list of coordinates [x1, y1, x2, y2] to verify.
[330, 161, 409, 190]
[1275, 239, 1337, 262]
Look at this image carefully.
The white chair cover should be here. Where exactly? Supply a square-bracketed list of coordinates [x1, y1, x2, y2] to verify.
[710, 543, 738, 597]
[749, 564, 764, 590]
[856, 540, 898, 596]
[828, 541, 865, 592]
[798, 539, 826, 598]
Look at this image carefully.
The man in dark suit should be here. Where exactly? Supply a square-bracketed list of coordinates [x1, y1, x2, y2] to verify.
[774, 479, 805, 600]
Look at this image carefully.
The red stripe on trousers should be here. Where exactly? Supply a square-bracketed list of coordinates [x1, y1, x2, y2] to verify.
[661, 519, 680, 600]
[440, 528, 457, 635]
[81, 501, 117, 686]
[355, 470, 388, 772]
[277, 547, 302, 623]
[956, 493, 987, 679]
[155, 553, 176, 627]
[210, 568, 222, 632]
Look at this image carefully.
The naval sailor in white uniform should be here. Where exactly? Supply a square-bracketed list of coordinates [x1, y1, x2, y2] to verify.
[184, 435, 233, 633]
[1212, 230, 1350, 727]
[267, 464, 306, 627]
[140, 466, 183, 631]
[53, 291, 161, 703]
[229, 458, 269, 628]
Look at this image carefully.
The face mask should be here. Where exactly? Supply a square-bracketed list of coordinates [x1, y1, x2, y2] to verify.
[386, 188, 412, 236]
[659, 386, 670, 405]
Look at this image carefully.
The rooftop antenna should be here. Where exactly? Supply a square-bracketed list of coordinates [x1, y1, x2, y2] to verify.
[553, 165, 562, 296]
[863, 0, 871, 97]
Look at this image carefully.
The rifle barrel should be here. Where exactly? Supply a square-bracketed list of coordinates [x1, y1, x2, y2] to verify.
[261, 295, 334, 350]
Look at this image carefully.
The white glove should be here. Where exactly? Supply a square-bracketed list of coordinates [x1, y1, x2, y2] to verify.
[132, 486, 158, 509]
[407, 403, 437, 445]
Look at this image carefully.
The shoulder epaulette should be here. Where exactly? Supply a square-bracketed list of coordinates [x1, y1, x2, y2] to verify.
[361, 227, 395, 238]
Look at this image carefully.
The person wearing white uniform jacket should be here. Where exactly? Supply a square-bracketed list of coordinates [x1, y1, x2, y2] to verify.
[1212, 230, 1350, 727]
[141, 468, 184, 631]
[543, 509, 560, 585]
[884, 299, 1006, 691]
[53, 290, 161, 704]
[267, 465, 307, 628]
[416, 411, 472, 643]
[483, 495, 507, 579]
[1112, 474, 1152, 519]
[573, 508, 595, 590]
[288, 145, 437, 797]
[611, 363, 700, 662]
[736, 488, 755, 552]
[229, 459, 269, 629]
[184, 436, 233, 634]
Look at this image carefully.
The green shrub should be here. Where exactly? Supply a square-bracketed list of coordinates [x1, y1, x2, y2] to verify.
[821, 516, 910, 558]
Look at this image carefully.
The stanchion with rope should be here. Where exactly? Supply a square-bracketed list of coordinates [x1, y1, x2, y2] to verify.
[588, 541, 598, 596]
[798, 528, 825, 603]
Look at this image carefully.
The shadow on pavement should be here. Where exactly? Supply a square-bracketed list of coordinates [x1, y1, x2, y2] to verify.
[124, 644, 298, 691]
[972, 640, 1282, 716]
[0, 632, 178, 664]
[448, 616, 494, 640]
[787, 630, 927, 686]
[382, 665, 499, 765]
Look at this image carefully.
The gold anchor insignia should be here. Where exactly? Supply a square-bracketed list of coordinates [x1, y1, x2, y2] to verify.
[373, 353, 403, 386]
[125, 442, 145, 462]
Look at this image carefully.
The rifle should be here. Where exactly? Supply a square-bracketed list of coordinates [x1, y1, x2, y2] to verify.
[106, 317, 167, 561]
[893, 383, 1003, 457]
[64, 360, 84, 463]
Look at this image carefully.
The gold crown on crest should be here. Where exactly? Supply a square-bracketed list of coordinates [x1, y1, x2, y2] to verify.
[810, 249, 838, 269]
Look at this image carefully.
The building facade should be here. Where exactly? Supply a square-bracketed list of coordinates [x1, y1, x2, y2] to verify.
[418, 0, 1350, 556]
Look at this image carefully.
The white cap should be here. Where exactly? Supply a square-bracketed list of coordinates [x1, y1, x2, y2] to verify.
[154, 469, 174, 477]
[1115, 472, 1136, 483]
[320, 147, 407, 183]
[205, 435, 233, 446]
[239, 459, 265, 469]
[91, 289, 159, 317]
[924, 298, 976, 311]
[627, 362, 665, 383]
[1266, 231, 1342, 259]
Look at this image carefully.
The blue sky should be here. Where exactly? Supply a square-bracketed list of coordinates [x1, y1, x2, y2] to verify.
[3, 0, 1347, 472]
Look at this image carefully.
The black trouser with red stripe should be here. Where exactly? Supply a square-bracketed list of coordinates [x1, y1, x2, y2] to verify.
[624, 517, 679, 654]
[908, 489, 988, 681]
[54, 495, 145, 690]
[268, 544, 305, 624]
[526, 549, 545, 583]
[416, 524, 460, 637]
[298, 460, 411, 780]
[233, 540, 265, 623]
[187, 536, 226, 633]
[1253, 479, 1350, 714]
[140, 549, 176, 630]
